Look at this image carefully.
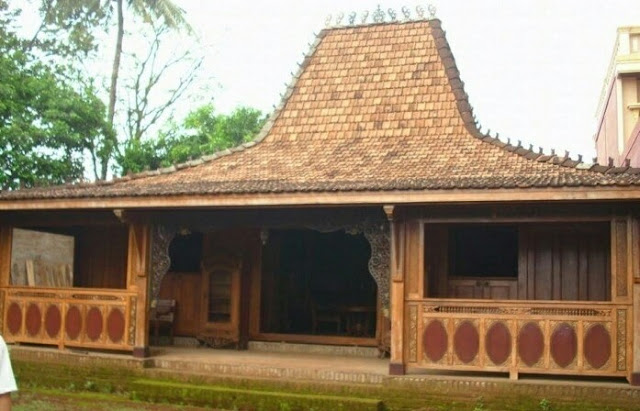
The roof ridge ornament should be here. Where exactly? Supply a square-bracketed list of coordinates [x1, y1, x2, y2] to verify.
[428, 4, 437, 18]
[387, 8, 397, 21]
[325, 4, 436, 28]
[401, 6, 411, 20]
[360, 10, 369, 24]
[349, 11, 357, 25]
[373, 5, 385, 23]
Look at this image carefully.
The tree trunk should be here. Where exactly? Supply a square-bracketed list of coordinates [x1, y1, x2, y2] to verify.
[103, 0, 125, 180]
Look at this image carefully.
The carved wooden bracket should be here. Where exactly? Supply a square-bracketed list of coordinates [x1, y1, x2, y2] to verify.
[150, 224, 177, 301]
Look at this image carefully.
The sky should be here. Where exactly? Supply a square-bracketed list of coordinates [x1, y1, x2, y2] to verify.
[179, 0, 640, 161]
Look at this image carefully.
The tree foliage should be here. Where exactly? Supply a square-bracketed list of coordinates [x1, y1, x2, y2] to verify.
[117, 105, 267, 175]
[0, 0, 111, 190]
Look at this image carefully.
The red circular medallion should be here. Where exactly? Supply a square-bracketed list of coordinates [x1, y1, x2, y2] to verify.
[85, 307, 103, 341]
[550, 323, 577, 368]
[25, 303, 42, 337]
[454, 321, 479, 364]
[485, 322, 511, 366]
[584, 324, 611, 369]
[6, 302, 22, 335]
[45, 305, 62, 338]
[106, 308, 125, 343]
[65, 305, 82, 340]
[518, 322, 544, 367]
[423, 320, 448, 362]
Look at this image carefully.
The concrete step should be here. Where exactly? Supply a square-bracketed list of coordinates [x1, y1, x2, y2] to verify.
[247, 341, 380, 358]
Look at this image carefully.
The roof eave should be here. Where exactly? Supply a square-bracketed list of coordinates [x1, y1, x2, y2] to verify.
[1, 186, 640, 211]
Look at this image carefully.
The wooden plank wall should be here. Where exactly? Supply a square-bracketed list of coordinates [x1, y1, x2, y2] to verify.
[158, 272, 202, 336]
[424, 222, 611, 302]
[75, 226, 128, 289]
[424, 224, 447, 297]
[519, 223, 610, 301]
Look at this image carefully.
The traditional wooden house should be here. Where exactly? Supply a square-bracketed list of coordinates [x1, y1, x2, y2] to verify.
[1, 15, 640, 384]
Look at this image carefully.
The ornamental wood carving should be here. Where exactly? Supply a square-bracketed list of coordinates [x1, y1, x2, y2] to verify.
[614, 219, 628, 298]
[408, 305, 417, 362]
[616, 309, 626, 371]
[128, 296, 137, 346]
[150, 224, 177, 301]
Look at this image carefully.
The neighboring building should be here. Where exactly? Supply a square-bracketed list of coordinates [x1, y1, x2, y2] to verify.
[595, 26, 640, 166]
[1, 13, 640, 385]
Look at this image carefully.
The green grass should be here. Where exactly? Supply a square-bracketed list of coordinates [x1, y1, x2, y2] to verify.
[131, 378, 382, 410]
[10, 358, 640, 411]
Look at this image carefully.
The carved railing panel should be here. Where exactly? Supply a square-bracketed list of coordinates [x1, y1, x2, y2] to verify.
[409, 299, 630, 378]
[1, 287, 135, 351]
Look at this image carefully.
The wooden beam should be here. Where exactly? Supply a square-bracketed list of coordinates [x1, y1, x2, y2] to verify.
[4, 186, 640, 211]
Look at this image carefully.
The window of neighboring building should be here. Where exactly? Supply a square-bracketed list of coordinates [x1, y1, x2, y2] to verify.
[631, 34, 640, 53]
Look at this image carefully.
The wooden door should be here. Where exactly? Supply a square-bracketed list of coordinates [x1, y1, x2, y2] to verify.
[447, 278, 518, 299]
[447, 278, 482, 298]
[481, 279, 517, 299]
[200, 255, 242, 345]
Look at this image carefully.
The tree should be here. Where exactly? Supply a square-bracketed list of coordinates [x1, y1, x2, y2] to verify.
[104, 0, 190, 179]
[34, 0, 192, 180]
[0, 1, 111, 190]
[117, 105, 267, 175]
[124, 23, 203, 143]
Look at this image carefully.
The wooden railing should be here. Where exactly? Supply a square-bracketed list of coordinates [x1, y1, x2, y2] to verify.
[406, 299, 631, 378]
[0, 286, 137, 352]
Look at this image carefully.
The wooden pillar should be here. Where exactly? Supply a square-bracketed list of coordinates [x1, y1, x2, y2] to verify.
[126, 223, 151, 358]
[0, 227, 11, 287]
[0, 227, 11, 335]
[385, 205, 406, 375]
[630, 217, 640, 385]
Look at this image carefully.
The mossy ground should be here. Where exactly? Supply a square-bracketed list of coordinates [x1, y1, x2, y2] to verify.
[11, 359, 639, 410]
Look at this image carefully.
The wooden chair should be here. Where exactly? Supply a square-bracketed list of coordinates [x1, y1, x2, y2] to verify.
[310, 301, 341, 335]
[150, 299, 176, 345]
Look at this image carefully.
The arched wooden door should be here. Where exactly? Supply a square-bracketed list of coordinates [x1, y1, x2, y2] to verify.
[199, 255, 242, 346]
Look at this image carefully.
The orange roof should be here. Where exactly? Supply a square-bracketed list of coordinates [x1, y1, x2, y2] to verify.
[3, 19, 640, 202]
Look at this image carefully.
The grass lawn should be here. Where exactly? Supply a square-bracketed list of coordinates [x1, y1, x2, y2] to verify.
[10, 359, 640, 410]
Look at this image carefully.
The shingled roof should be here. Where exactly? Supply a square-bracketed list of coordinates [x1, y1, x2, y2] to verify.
[3, 18, 640, 202]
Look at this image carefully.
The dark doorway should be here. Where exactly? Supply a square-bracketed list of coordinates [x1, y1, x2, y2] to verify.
[260, 229, 376, 338]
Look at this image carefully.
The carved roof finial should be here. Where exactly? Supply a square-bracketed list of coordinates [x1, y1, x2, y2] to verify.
[387, 8, 397, 21]
[360, 10, 369, 24]
[348, 11, 357, 25]
[373, 5, 385, 23]
[428, 4, 437, 18]
[401, 6, 411, 20]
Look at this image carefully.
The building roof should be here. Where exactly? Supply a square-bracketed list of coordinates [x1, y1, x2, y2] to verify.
[3, 18, 640, 204]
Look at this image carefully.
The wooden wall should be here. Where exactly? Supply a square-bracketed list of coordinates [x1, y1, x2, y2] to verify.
[74, 226, 128, 289]
[157, 228, 260, 340]
[158, 272, 202, 336]
[424, 222, 611, 301]
[518, 223, 610, 301]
